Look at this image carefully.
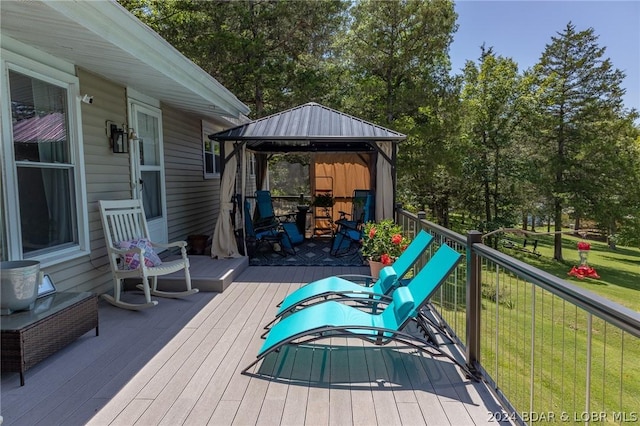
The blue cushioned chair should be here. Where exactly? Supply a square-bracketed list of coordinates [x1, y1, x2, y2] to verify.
[330, 190, 373, 256]
[244, 200, 293, 257]
[254, 190, 279, 229]
[254, 190, 303, 253]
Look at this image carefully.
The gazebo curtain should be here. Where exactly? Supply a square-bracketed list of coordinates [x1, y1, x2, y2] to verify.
[312, 153, 371, 223]
[254, 153, 268, 191]
[312, 146, 394, 222]
[376, 141, 394, 221]
[211, 141, 241, 258]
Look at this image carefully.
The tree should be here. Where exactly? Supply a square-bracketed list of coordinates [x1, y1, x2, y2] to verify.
[120, 0, 348, 117]
[396, 71, 464, 226]
[529, 23, 630, 261]
[459, 46, 526, 235]
[338, 0, 459, 224]
[586, 118, 640, 248]
[340, 0, 457, 125]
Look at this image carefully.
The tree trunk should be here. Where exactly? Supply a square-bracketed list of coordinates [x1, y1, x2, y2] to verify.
[522, 211, 528, 230]
[553, 198, 563, 261]
[442, 197, 450, 228]
[482, 150, 492, 228]
[483, 177, 491, 227]
[608, 221, 617, 250]
[254, 82, 264, 117]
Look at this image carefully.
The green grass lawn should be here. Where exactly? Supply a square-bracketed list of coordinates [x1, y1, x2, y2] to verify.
[433, 229, 640, 423]
[497, 233, 640, 422]
[474, 270, 640, 422]
[500, 232, 640, 312]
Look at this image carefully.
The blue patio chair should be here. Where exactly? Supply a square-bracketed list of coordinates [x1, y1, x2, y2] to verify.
[330, 190, 373, 256]
[255, 190, 303, 251]
[242, 243, 475, 379]
[262, 230, 434, 331]
[254, 190, 280, 231]
[244, 199, 294, 257]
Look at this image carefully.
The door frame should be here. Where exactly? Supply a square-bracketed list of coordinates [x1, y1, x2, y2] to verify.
[127, 94, 168, 244]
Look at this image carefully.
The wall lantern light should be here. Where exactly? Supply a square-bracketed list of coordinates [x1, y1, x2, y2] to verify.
[107, 121, 128, 154]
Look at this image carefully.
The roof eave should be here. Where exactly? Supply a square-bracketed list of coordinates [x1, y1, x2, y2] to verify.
[48, 1, 250, 118]
[1, 0, 250, 120]
[210, 135, 405, 142]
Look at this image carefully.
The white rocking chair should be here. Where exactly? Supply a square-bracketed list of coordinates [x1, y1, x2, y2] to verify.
[99, 199, 198, 310]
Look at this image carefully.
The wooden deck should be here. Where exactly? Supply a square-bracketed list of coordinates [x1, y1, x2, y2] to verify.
[1, 265, 509, 425]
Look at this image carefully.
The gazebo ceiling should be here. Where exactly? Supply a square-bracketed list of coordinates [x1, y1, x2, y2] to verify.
[209, 102, 406, 152]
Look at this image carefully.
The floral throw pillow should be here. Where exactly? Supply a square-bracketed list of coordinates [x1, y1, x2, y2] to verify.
[117, 238, 163, 270]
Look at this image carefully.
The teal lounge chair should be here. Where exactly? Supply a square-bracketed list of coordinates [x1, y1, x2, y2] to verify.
[263, 230, 434, 331]
[242, 243, 474, 379]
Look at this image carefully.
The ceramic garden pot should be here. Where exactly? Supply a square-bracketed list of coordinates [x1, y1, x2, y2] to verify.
[368, 259, 391, 280]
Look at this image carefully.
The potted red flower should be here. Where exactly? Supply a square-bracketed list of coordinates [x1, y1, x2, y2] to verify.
[360, 219, 411, 278]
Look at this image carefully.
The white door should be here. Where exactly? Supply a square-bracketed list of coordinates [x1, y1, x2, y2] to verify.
[129, 101, 168, 244]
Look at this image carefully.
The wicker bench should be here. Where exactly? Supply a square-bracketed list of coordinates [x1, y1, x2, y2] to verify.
[1, 292, 98, 386]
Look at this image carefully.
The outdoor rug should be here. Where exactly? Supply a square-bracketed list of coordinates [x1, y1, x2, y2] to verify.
[249, 238, 365, 267]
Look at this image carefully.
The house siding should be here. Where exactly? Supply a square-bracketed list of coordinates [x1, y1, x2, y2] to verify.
[2, 2, 250, 298]
[163, 106, 222, 243]
[41, 70, 229, 295]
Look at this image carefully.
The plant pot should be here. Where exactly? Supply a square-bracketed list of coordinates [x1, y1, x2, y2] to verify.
[187, 235, 209, 255]
[368, 259, 389, 280]
[1, 260, 42, 315]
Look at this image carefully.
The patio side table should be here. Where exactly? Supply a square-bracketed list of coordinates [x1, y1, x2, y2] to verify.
[1, 292, 99, 386]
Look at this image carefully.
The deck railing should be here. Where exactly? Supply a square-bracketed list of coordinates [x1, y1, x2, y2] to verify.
[396, 209, 640, 425]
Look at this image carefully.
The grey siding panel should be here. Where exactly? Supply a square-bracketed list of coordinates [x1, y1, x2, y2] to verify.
[162, 106, 222, 242]
[41, 71, 232, 294]
[80, 70, 130, 278]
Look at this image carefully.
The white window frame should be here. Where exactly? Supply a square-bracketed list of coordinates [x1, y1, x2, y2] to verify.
[249, 153, 256, 177]
[0, 50, 89, 267]
[202, 121, 221, 179]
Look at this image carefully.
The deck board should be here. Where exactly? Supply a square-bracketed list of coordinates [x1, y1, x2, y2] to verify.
[347, 339, 377, 426]
[1, 265, 510, 426]
[329, 337, 353, 426]
[364, 342, 403, 426]
[279, 345, 312, 425]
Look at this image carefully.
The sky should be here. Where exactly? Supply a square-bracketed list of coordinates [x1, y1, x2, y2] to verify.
[449, 1, 640, 113]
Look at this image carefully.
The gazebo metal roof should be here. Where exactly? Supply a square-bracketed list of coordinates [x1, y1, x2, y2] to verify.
[209, 102, 406, 152]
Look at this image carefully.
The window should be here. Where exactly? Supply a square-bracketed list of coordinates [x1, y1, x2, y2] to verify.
[1, 56, 88, 265]
[249, 153, 256, 177]
[203, 137, 220, 178]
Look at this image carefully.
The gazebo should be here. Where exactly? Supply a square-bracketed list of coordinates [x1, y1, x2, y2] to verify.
[208, 102, 406, 258]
